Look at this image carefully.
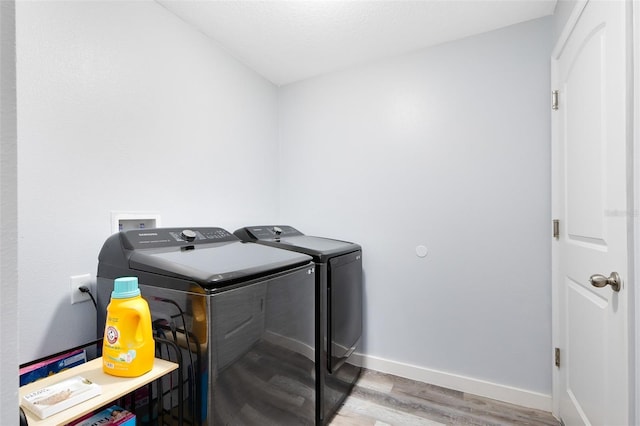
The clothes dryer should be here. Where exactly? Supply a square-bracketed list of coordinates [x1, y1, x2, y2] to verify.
[97, 227, 316, 425]
[234, 225, 362, 424]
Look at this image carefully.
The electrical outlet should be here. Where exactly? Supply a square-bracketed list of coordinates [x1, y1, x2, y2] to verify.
[70, 274, 93, 305]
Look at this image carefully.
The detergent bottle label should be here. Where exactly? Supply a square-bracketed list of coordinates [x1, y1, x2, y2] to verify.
[103, 324, 138, 368]
[105, 325, 119, 346]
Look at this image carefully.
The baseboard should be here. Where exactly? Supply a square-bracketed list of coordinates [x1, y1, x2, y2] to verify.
[351, 352, 552, 412]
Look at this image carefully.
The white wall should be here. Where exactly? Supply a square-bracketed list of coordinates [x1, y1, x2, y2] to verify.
[279, 17, 553, 396]
[16, 1, 280, 363]
[552, 0, 580, 43]
[0, 0, 18, 423]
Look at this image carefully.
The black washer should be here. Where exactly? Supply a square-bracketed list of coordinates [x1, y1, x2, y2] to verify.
[97, 227, 317, 425]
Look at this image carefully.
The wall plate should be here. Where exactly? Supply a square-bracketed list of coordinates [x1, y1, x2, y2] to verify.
[70, 274, 93, 305]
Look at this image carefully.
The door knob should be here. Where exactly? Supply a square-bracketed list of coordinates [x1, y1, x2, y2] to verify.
[589, 272, 621, 292]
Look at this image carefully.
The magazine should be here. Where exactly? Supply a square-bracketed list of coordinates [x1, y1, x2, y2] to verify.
[19, 349, 87, 386]
[21, 375, 101, 419]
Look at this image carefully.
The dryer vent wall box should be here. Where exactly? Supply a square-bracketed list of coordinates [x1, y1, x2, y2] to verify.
[118, 218, 156, 231]
[110, 212, 161, 234]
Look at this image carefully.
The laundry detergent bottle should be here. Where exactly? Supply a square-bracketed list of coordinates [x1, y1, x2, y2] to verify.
[102, 276, 154, 377]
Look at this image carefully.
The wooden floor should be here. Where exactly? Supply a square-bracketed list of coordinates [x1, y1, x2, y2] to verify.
[329, 369, 560, 426]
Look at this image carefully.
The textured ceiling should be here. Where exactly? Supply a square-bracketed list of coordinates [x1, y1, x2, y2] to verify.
[157, 0, 557, 86]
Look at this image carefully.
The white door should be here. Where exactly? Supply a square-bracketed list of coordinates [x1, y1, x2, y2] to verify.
[552, 1, 630, 425]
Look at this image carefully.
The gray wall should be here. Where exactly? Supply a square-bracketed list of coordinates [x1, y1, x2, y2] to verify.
[278, 17, 553, 394]
[16, 1, 280, 363]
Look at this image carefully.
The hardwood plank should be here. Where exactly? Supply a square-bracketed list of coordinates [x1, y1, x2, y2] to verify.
[330, 369, 560, 426]
[346, 395, 444, 425]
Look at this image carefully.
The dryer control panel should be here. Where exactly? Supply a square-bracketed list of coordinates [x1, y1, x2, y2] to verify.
[122, 227, 238, 249]
[238, 225, 304, 241]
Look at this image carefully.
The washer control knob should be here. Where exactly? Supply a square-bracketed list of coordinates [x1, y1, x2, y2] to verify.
[181, 229, 197, 242]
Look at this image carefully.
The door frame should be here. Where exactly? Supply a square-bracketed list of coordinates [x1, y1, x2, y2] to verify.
[633, 1, 639, 424]
[550, 0, 636, 422]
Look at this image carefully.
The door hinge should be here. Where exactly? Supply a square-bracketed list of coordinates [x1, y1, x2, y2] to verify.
[555, 347, 561, 367]
[553, 219, 560, 240]
[552, 90, 559, 110]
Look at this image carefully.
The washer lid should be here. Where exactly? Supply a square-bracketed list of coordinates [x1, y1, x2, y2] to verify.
[276, 235, 358, 254]
[234, 226, 361, 262]
[98, 227, 313, 289]
[129, 242, 311, 287]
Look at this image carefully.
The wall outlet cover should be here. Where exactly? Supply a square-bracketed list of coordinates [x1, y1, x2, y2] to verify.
[70, 274, 93, 305]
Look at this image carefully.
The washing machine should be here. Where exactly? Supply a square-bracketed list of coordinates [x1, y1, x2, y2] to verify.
[96, 227, 317, 425]
[234, 225, 362, 424]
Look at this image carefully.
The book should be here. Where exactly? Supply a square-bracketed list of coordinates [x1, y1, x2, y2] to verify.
[21, 375, 101, 420]
[68, 405, 135, 426]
